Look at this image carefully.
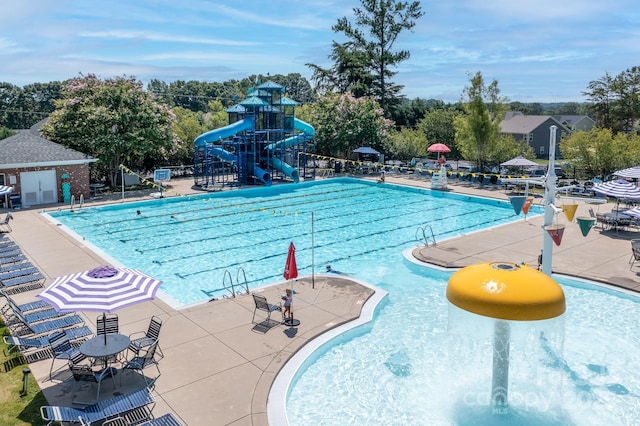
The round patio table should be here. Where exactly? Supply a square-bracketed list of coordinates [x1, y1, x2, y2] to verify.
[80, 334, 130, 369]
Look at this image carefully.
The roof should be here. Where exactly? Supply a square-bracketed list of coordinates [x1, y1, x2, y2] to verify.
[554, 115, 594, 125]
[239, 96, 268, 107]
[500, 114, 569, 134]
[0, 122, 97, 169]
[278, 96, 298, 106]
[256, 80, 284, 91]
[226, 104, 247, 113]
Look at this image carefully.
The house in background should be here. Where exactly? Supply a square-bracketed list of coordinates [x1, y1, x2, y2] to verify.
[553, 115, 595, 132]
[500, 112, 572, 159]
[0, 121, 97, 208]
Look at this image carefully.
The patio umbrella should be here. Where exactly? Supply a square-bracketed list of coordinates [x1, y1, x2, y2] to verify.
[613, 166, 640, 179]
[427, 143, 451, 160]
[0, 185, 13, 208]
[500, 156, 539, 167]
[283, 242, 300, 327]
[623, 206, 640, 220]
[593, 179, 640, 211]
[37, 265, 162, 344]
[353, 146, 380, 155]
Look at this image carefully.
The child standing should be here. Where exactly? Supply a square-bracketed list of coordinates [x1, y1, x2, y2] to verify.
[282, 288, 293, 321]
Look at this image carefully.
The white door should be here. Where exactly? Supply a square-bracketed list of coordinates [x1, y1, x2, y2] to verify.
[20, 170, 57, 206]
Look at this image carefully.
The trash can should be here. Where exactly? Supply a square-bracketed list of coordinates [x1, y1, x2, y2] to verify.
[334, 162, 342, 173]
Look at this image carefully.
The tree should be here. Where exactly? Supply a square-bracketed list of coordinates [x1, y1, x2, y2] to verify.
[454, 71, 508, 168]
[307, 0, 424, 115]
[385, 127, 428, 161]
[560, 128, 640, 178]
[41, 74, 177, 187]
[417, 108, 459, 158]
[311, 92, 393, 156]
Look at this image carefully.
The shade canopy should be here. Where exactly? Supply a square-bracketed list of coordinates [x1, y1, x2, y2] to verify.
[500, 156, 539, 167]
[613, 166, 640, 179]
[37, 265, 162, 313]
[427, 143, 451, 153]
[353, 146, 380, 155]
[592, 179, 640, 200]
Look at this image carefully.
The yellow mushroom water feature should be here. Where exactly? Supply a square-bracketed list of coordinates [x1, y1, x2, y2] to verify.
[447, 262, 566, 413]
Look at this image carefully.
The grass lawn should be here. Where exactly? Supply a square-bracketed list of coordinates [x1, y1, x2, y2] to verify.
[1, 321, 48, 426]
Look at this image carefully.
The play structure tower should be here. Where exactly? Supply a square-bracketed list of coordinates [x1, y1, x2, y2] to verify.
[193, 80, 315, 188]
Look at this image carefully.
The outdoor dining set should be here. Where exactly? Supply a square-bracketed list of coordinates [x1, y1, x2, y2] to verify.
[0, 243, 182, 425]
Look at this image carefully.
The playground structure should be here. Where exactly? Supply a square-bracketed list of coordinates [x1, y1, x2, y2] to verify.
[193, 80, 315, 188]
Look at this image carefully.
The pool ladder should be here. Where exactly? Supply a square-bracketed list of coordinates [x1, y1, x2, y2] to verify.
[70, 194, 84, 210]
[416, 225, 436, 247]
[221, 267, 250, 299]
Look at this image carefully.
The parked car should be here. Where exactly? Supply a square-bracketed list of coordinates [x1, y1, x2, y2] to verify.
[527, 169, 546, 178]
[554, 168, 568, 179]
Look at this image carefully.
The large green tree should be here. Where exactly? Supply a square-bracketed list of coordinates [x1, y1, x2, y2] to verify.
[417, 108, 460, 159]
[560, 128, 640, 178]
[454, 71, 508, 169]
[42, 74, 177, 187]
[583, 67, 640, 133]
[311, 92, 393, 156]
[307, 0, 424, 115]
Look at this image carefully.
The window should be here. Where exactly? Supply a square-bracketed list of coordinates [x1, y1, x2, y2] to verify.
[539, 145, 545, 155]
[0, 174, 5, 186]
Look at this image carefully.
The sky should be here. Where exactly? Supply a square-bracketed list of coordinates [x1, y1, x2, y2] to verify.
[2, 0, 639, 103]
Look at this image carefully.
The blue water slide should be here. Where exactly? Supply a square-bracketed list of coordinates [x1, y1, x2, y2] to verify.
[193, 117, 254, 147]
[253, 165, 272, 186]
[266, 118, 314, 182]
[209, 147, 237, 163]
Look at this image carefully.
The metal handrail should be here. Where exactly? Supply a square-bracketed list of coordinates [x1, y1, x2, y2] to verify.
[235, 267, 249, 296]
[415, 225, 436, 247]
[221, 269, 235, 298]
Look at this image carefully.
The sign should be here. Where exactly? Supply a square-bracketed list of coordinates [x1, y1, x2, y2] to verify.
[154, 169, 171, 182]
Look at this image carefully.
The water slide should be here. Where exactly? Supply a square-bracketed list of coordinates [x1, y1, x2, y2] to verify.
[194, 117, 314, 185]
[193, 117, 271, 185]
[266, 118, 315, 183]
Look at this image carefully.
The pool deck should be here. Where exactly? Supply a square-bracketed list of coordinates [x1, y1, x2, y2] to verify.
[3, 173, 640, 425]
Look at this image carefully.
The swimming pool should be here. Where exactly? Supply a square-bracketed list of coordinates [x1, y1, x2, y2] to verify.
[46, 178, 532, 307]
[46, 178, 640, 424]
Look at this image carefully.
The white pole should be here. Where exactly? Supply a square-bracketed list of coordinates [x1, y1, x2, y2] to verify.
[311, 211, 315, 289]
[121, 166, 125, 200]
[542, 126, 557, 275]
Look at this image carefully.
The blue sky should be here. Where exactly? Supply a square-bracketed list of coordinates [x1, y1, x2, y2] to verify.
[2, 0, 639, 103]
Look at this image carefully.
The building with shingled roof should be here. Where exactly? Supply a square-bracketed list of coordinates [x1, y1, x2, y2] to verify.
[0, 120, 97, 208]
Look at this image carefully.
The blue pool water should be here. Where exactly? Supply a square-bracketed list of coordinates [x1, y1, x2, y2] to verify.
[46, 178, 640, 424]
[46, 178, 533, 307]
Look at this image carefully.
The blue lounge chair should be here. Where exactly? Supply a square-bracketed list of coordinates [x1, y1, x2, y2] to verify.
[0, 289, 50, 312]
[4, 297, 69, 325]
[0, 253, 27, 264]
[40, 387, 155, 425]
[10, 308, 85, 337]
[1, 271, 46, 292]
[0, 261, 34, 273]
[0, 249, 22, 260]
[0, 266, 40, 281]
[139, 413, 183, 426]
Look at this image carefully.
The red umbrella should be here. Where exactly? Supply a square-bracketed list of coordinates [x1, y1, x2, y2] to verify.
[427, 143, 451, 160]
[284, 242, 298, 280]
[427, 143, 451, 153]
[283, 242, 300, 326]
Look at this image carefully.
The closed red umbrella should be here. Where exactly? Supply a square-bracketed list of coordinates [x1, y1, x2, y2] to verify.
[284, 242, 298, 280]
[283, 242, 300, 326]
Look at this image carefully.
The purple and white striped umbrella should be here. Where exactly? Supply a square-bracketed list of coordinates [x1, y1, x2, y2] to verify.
[37, 266, 162, 343]
[38, 265, 162, 313]
[623, 206, 640, 220]
[592, 179, 640, 200]
[614, 166, 640, 179]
